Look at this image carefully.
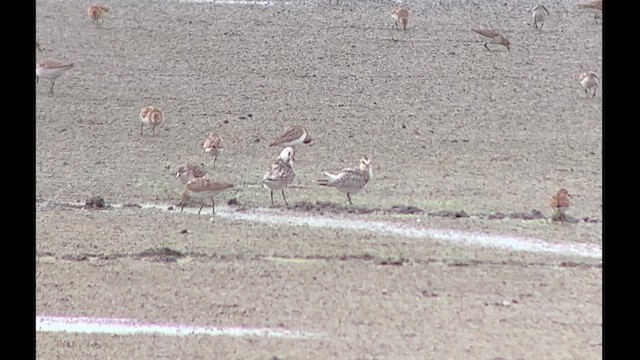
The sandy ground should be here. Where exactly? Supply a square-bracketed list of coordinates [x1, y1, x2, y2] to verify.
[36, 0, 602, 358]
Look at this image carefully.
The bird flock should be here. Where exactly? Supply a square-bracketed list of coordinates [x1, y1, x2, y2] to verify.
[36, 1, 601, 219]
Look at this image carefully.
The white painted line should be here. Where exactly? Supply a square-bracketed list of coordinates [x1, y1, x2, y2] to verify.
[36, 316, 324, 340]
[178, 0, 286, 6]
[143, 203, 602, 259]
[45, 201, 602, 259]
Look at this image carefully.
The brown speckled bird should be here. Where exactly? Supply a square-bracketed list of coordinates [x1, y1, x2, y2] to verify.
[550, 188, 572, 218]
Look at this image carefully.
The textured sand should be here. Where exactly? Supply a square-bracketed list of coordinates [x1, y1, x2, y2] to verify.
[36, 0, 602, 358]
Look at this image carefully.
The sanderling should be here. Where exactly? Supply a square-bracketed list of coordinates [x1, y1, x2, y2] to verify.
[262, 147, 296, 206]
[176, 163, 207, 185]
[180, 178, 234, 215]
[578, 1, 602, 24]
[391, 7, 410, 31]
[139, 106, 164, 135]
[203, 132, 225, 167]
[531, 4, 550, 30]
[36, 60, 74, 94]
[270, 125, 312, 148]
[88, 4, 110, 26]
[472, 28, 511, 52]
[578, 71, 599, 98]
[550, 188, 572, 220]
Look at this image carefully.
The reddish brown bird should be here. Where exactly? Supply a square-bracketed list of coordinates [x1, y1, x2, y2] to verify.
[180, 178, 234, 215]
[269, 125, 312, 148]
[578, 1, 602, 24]
[391, 7, 410, 31]
[550, 188, 572, 218]
[472, 28, 510, 51]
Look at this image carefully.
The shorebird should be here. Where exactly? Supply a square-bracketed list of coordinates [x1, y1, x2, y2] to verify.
[180, 178, 234, 215]
[176, 163, 207, 185]
[550, 188, 572, 219]
[318, 156, 372, 205]
[578, 71, 599, 98]
[472, 28, 510, 52]
[88, 4, 110, 26]
[36, 60, 74, 94]
[391, 7, 410, 30]
[578, 1, 602, 24]
[202, 132, 224, 167]
[139, 106, 164, 135]
[531, 4, 550, 30]
[270, 124, 312, 148]
[262, 147, 296, 206]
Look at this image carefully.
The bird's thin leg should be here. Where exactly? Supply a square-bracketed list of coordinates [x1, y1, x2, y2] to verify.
[152, 125, 156, 135]
[211, 198, 216, 214]
[270, 190, 274, 206]
[213, 154, 218, 168]
[49, 79, 55, 93]
[181, 203, 185, 212]
[484, 43, 492, 52]
[282, 189, 289, 207]
[540, 22, 544, 30]
[36, 76, 39, 84]
[347, 193, 353, 205]
[198, 203, 204, 215]
[140, 123, 144, 135]
[395, 21, 398, 29]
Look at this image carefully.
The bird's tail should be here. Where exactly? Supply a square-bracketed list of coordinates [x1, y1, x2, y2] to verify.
[317, 171, 333, 186]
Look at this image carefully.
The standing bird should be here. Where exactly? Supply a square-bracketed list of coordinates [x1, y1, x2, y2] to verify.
[472, 28, 511, 52]
[269, 124, 312, 148]
[531, 4, 550, 30]
[180, 178, 234, 215]
[578, 1, 602, 24]
[550, 188, 572, 220]
[36, 60, 74, 94]
[391, 7, 410, 31]
[318, 156, 372, 205]
[88, 4, 110, 26]
[139, 105, 164, 135]
[262, 147, 296, 207]
[176, 163, 207, 185]
[202, 132, 225, 168]
[578, 71, 599, 98]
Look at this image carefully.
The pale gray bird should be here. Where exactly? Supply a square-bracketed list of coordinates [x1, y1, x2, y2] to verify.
[531, 4, 550, 30]
[318, 156, 372, 205]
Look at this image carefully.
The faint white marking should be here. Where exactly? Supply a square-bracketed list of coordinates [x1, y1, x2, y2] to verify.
[36, 316, 324, 339]
[178, 0, 285, 6]
[42, 201, 602, 259]
[145, 203, 601, 259]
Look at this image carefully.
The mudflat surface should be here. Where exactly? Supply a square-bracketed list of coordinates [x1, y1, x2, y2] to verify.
[36, 0, 602, 358]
